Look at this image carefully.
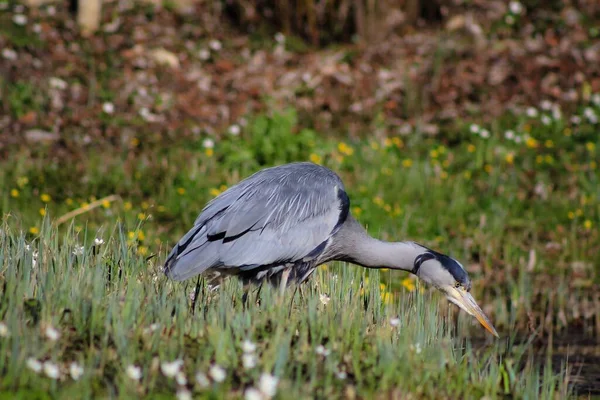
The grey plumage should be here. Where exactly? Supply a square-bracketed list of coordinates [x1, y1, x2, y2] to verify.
[164, 161, 500, 337]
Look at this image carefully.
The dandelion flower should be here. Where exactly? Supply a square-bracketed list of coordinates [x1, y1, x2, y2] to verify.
[10, 189, 19, 198]
[27, 358, 43, 373]
[43, 361, 60, 379]
[126, 365, 142, 381]
[209, 364, 226, 382]
[40, 193, 51, 203]
[69, 362, 84, 380]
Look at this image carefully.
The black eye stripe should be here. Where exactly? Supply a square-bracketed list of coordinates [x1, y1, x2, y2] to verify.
[412, 252, 435, 274]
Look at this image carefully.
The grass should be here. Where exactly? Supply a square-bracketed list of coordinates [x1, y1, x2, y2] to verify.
[1, 102, 598, 396]
[0, 221, 570, 398]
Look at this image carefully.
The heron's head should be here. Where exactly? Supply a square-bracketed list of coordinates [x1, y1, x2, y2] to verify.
[413, 247, 498, 338]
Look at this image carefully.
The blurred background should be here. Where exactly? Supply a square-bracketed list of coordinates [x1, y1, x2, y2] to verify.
[1, 0, 600, 393]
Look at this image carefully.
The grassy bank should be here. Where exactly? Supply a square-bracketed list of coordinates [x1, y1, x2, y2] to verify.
[0, 221, 569, 398]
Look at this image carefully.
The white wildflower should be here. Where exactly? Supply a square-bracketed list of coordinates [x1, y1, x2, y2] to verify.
[505, 15, 515, 25]
[570, 115, 581, 125]
[43, 361, 60, 379]
[509, 1, 523, 14]
[209, 40, 222, 51]
[0, 322, 9, 337]
[94, 237, 104, 246]
[336, 369, 347, 380]
[315, 345, 330, 357]
[389, 317, 400, 327]
[44, 325, 60, 341]
[161, 359, 183, 378]
[27, 358, 43, 373]
[209, 364, 226, 382]
[479, 129, 490, 139]
[69, 362, 84, 380]
[552, 105, 562, 120]
[541, 115, 552, 126]
[102, 102, 115, 114]
[241, 339, 256, 353]
[175, 371, 187, 385]
[195, 371, 210, 387]
[49, 77, 67, 90]
[319, 293, 330, 305]
[12, 14, 27, 26]
[188, 289, 196, 302]
[514, 135, 522, 143]
[72, 245, 84, 256]
[592, 93, 600, 106]
[504, 130, 515, 140]
[242, 353, 257, 369]
[469, 124, 480, 134]
[411, 343, 422, 354]
[584, 107, 598, 124]
[228, 124, 241, 136]
[2, 48, 17, 61]
[540, 100, 552, 110]
[144, 323, 160, 334]
[126, 365, 142, 381]
[274, 32, 285, 44]
[258, 373, 278, 398]
[198, 48, 210, 60]
[245, 388, 263, 400]
[46, 5, 56, 16]
[33, 23, 41, 33]
[176, 389, 192, 400]
[202, 138, 215, 149]
[526, 107, 538, 118]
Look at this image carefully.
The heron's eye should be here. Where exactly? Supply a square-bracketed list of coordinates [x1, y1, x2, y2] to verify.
[454, 282, 461, 289]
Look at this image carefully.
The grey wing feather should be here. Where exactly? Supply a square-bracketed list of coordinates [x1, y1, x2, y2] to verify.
[164, 163, 348, 281]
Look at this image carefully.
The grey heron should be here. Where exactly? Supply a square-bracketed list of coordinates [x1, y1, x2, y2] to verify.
[164, 162, 498, 337]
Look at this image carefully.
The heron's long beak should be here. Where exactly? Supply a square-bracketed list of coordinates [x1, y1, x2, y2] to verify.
[445, 287, 499, 338]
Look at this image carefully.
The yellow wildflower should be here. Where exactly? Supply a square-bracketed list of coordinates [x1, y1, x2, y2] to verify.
[505, 153, 515, 164]
[177, 188, 186, 195]
[373, 196, 384, 206]
[17, 176, 29, 188]
[370, 141, 380, 150]
[402, 159, 413, 168]
[137, 231, 146, 241]
[575, 209, 583, 217]
[586, 142, 596, 152]
[463, 171, 472, 180]
[157, 205, 167, 212]
[137, 246, 148, 256]
[429, 149, 439, 159]
[384, 138, 392, 148]
[102, 199, 111, 208]
[205, 148, 214, 157]
[124, 202, 132, 211]
[337, 142, 354, 156]
[544, 155, 554, 164]
[563, 128, 572, 136]
[309, 153, 322, 164]
[545, 140, 554, 148]
[66, 198, 73, 206]
[382, 292, 392, 304]
[567, 211, 575, 219]
[219, 185, 228, 192]
[29, 227, 39, 235]
[525, 137, 538, 148]
[381, 167, 392, 176]
[442, 159, 450, 168]
[484, 165, 493, 173]
[467, 144, 476, 153]
[39, 208, 46, 216]
[130, 137, 140, 147]
[401, 277, 416, 292]
[209, 188, 221, 197]
[536, 155, 544, 164]
[137, 212, 146, 220]
[128, 231, 136, 240]
[392, 137, 403, 148]
[583, 220, 592, 230]
[384, 204, 392, 213]
[40, 193, 51, 203]
[590, 161, 597, 170]
[10, 189, 19, 198]
[352, 206, 362, 216]
[81, 202, 90, 209]
[392, 205, 402, 216]
[380, 283, 386, 291]
[440, 171, 448, 180]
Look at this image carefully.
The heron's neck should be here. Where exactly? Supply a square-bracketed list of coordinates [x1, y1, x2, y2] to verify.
[333, 217, 424, 272]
